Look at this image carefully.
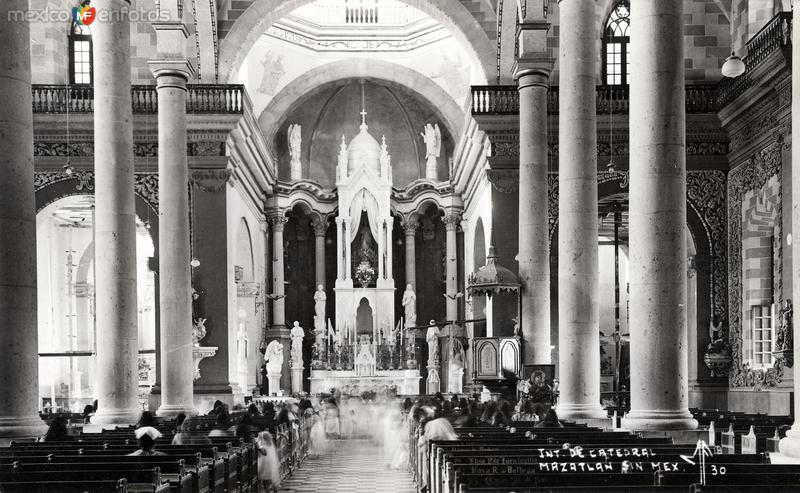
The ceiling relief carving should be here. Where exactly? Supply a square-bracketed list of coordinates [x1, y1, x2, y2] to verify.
[34, 171, 159, 212]
[190, 169, 233, 193]
[33, 141, 225, 157]
[727, 138, 785, 389]
[486, 169, 518, 194]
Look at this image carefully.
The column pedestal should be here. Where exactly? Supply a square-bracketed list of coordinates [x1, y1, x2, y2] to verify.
[291, 366, 304, 394]
[267, 373, 283, 396]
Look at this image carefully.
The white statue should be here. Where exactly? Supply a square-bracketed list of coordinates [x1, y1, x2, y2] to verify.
[236, 325, 248, 371]
[290, 321, 305, 367]
[426, 321, 441, 366]
[264, 340, 284, 376]
[420, 123, 441, 180]
[288, 124, 302, 180]
[314, 285, 327, 332]
[191, 317, 207, 346]
[402, 284, 417, 328]
[337, 135, 348, 182]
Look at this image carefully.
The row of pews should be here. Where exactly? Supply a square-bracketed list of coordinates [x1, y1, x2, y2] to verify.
[0, 416, 312, 492]
[412, 410, 800, 493]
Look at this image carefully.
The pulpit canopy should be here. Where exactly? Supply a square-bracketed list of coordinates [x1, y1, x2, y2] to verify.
[467, 245, 520, 297]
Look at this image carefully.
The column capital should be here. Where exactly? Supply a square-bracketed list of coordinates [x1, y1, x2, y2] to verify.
[312, 218, 329, 237]
[149, 59, 195, 85]
[402, 216, 420, 235]
[268, 212, 288, 232]
[442, 212, 462, 231]
[514, 57, 555, 89]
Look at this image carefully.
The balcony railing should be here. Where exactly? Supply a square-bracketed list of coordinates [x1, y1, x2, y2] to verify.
[32, 84, 245, 114]
[472, 83, 718, 115]
[474, 12, 791, 117]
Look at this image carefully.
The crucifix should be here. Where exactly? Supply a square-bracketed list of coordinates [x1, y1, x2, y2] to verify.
[360, 109, 367, 126]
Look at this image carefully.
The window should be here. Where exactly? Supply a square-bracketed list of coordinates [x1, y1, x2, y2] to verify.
[751, 304, 774, 368]
[69, 22, 93, 85]
[603, 0, 630, 86]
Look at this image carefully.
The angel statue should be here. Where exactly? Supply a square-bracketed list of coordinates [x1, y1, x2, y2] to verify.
[192, 317, 207, 346]
[420, 123, 441, 180]
[288, 123, 302, 180]
[402, 284, 417, 328]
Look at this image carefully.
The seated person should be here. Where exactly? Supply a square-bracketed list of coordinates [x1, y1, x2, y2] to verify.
[172, 417, 212, 446]
[535, 408, 564, 428]
[129, 427, 166, 456]
[39, 416, 71, 442]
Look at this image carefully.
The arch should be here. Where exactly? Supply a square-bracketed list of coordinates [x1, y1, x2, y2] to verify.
[259, 59, 466, 146]
[472, 217, 487, 336]
[235, 218, 256, 282]
[356, 297, 374, 335]
[217, 0, 495, 84]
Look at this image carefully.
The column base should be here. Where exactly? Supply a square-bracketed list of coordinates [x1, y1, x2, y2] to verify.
[156, 403, 198, 418]
[621, 409, 698, 431]
[0, 415, 47, 444]
[91, 408, 142, 427]
[556, 402, 608, 420]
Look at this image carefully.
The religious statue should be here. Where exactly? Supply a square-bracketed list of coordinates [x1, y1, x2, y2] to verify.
[776, 299, 794, 353]
[420, 123, 441, 180]
[426, 321, 441, 366]
[402, 284, 417, 328]
[314, 285, 327, 333]
[288, 124, 302, 180]
[313, 316, 325, 346]
[191, 317, 207, 346]
[264, 340, 284, 376]
[448, 338, 465, 393]
[236, 324, 248, 374]
[290, 321, 305, 367]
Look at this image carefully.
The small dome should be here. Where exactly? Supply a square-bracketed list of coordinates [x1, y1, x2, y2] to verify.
[347, 123, 381, 174]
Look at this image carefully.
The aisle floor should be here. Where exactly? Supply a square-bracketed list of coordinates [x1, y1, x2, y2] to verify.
[278, 439, 416, 493]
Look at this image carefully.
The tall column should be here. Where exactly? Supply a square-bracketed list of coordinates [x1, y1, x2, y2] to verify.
[386, 217, 394, 280]
[313, 218, 327, 287]
[402, 216, 418, 290]
[443, 213, 460, 321]
[516, 61, 553, 365]
[555, 0, 606, 420]
[0, 0, 47, 440]
[378, 220, 385, 281]
[621, 0, 697, 431]
[150, 25, 197, 416]
[92, 0, 141, 426]
[335, 218, 343, 281]
[344, 219, 353, 280]
[269, 214, 288, 329]
[778, 0, 800, 459]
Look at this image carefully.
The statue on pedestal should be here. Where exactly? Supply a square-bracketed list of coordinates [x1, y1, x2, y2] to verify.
[314, 285, 327, 331]
[290, 321, 305, 367]
[288, 124, 302, 180]
[402, 284, 417, 328]
[264, 341, 284, 376]
[420, 123, 441, 180]
[236, 324, 248, 382]
[426, 321, 441, 366]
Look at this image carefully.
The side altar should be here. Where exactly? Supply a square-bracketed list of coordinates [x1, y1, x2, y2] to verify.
[308, 111, 420, 394]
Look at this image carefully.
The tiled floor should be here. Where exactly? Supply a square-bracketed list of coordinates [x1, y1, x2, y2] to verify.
[278, 439, 416, 493]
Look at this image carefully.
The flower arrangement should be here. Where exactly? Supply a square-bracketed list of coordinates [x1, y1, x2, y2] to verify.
[354, 261, 375, 288]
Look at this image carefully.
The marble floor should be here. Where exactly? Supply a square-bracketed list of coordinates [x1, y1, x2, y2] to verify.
[277, 439, 416, 493]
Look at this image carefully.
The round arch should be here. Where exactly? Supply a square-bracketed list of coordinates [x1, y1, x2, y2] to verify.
[217, 0, 495, 84]
[235, 218, 256, 282]
[258, 59, 466, 146]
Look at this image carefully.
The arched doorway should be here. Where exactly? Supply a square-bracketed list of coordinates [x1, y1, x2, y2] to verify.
[36, 195, 156, 412]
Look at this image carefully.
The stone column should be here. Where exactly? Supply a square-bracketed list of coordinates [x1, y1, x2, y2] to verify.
[344, 219, 353, 280]
[335, 218, 343, 281]
[0, 0, 47, 440]
[149, 55, 196, 416]
[313, 218, 327, 288]
[92, 0, 141, 426]
[555, 0, 606, 420]
[443, 213, 461, 321]
[621, 0, 697, 431]
[386, 217, 394, 280]
[516, 61, 553, 365]
[402, 216, 418, 290]
[269, 214, 288, 329]
[377, 219, 385, 281]
[778, 0, 800, 459]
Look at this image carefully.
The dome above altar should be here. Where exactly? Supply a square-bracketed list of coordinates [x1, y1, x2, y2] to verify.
[347, 123, 382, 175]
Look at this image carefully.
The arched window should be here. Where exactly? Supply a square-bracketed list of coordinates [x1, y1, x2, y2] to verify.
[69, 23, 93, 85]
[603, 0, 630, 85]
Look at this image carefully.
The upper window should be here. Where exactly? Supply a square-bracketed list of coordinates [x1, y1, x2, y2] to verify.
[751, 304, 775, 368]
[603, 0, 630, 86]
[69, 22, 93, 85]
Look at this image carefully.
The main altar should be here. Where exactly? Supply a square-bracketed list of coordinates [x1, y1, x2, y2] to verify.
[308, 112, 421, 395]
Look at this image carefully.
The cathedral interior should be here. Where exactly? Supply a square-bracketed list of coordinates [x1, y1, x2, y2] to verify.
[5, 0, 800, 452]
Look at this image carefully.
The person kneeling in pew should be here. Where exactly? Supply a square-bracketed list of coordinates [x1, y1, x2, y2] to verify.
[129, 426, 166, 456]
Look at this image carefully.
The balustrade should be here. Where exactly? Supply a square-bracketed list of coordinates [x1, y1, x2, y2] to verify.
[31, 84, 244, 114]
